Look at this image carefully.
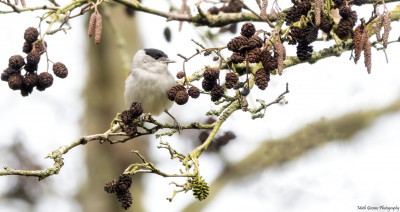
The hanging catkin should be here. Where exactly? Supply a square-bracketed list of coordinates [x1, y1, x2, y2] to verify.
[382, 11, 391, 48]
[95, 13, 103, 44]
[88, 12, 97, 38]
[363, 31, 371, 74]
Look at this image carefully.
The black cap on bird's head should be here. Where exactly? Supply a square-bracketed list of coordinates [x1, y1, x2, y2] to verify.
[143, 48, 175, 64]
[144, 48, 169, 60]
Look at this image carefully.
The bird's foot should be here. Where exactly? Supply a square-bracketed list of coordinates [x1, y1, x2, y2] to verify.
[165, 110, 182, 133]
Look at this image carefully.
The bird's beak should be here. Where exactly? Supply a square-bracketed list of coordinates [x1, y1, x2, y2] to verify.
[163, 58, 176, 64]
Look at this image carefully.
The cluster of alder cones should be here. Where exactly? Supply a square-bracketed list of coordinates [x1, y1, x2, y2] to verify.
[1, 27, 68, 96]
[104, 174, 133, 210]
[120, 102, 144, 137]
[227, 22, 285, 92]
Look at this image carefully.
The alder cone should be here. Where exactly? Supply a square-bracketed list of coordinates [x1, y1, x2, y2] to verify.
[254, 68, 270, 90]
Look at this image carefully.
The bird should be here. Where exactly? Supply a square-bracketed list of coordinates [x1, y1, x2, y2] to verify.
[124, 48, 179, 125]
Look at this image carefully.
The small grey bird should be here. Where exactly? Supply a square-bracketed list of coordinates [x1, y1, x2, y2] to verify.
[124, 48, 178, 123]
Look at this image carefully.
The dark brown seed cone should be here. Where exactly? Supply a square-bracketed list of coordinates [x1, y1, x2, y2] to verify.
[1, 72, 9, 82]
[337, 21, 352, 39]
[353, 25, 364, 64]
[26, 50, 41, 65]
[363, 34, 372, 74]
[289, 24, 318, 45]
[116, 191, 133, 210]
[246, 47, 262, 63]
[339, 6, 352, 18]
[225, 72, 238, 89]
[230, 52, 245, 64]
[24, 27, 39, 43]
[254, 68, 270, 90]
[285, 1, 312, 25]
[22, 41, 33, 54]
[319, 17, 333, 33]
[333, 0, 344, 8]
[203, 68, 219, 81]
[8, 55, 25, 70]
[130, 102, 143, 117]
[121, 109, 135, 124]
[38, 72, 53, 89]
[210, 84, 224, 102]
[188, 86, 200, 98]
[2, 68, 20, 81]
[241, 22, 256, 38]
[24, 63, 38, 73]
[23, 73, 39, 90]
[117, 174, 132, 193]
[175, 90, 189, 105]
[104, 179, 118, 194]
[208, 6, 220, 15]
[124, 125, 137, 137]
[20, 86, 33, 97]
[296, 43, 313, 61]
[34, 40, 47, 54]
[202, 79, 215, 92]
[337, 16, 357, 39]
[349, 11, 358, 26]
[214, 131, 236, 150]
[88, 12, 96, 38]
[227, 36, 249, 53]
[248, 35, 263, 49]
[95, 13, 103, 44]
[176, 71, 185, 79]
[8, 74, 23, 90]
[168, 84, 185, 101]
[261, 49, 278, 71]
[52, 62, 68, 78]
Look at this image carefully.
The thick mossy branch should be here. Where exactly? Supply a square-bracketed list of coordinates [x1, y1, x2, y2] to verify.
[182, 97, 400, 212]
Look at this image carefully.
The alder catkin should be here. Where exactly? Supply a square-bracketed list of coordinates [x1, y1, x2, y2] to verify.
[274, 40, 286, 75]
[88, 12, 96, 38]
[270, 7, 277, 20]
[353, 25, 365, 64]
[363, 33, 372, 74]
[382, 11, 391, 48]
[314, 0, 324, 26]
[95, 13, 103, 44]
[260, 0, 268, 20]
[375, 14, 384, 42]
